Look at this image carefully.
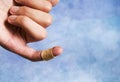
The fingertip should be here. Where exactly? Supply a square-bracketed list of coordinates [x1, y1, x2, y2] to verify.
[52, 46, 63, 56]
[8, 15, 17, 23]
[10, 6, 19, 14]
[52, 0, 59, 6]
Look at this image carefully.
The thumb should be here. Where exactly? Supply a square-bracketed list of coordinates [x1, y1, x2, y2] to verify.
[20, 45, 63, 61]
[2, 42, 63, 61]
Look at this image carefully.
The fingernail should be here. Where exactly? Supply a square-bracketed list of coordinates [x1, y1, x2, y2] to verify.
[10, 6, 19, 14]
[8, 16, 17, 22]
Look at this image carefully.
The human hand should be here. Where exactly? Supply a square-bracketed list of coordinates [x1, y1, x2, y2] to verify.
[0, 0, 63, 61]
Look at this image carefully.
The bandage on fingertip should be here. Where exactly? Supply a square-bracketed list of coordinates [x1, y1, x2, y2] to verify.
[41, 48, 55, 61]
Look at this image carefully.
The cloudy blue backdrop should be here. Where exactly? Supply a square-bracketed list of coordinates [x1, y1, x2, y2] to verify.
[0, 0, 120, 82]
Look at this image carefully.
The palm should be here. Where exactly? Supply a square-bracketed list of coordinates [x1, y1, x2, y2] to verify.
[0, 0, 26, 53]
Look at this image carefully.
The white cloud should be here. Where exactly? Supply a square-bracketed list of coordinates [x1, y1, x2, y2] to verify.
[0, 0, 120, 82]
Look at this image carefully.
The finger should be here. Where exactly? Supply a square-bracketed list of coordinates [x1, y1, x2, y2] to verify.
[19, 46, 63, 61]
[10, 6, 53, 28]
[47, 0, 59, 6]
[8, 15, 47, 41]
[2, 40, 63, 61]
[15, 0, 52, 12]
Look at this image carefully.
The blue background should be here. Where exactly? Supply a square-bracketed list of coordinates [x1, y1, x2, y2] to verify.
[0, 0, 120, 82]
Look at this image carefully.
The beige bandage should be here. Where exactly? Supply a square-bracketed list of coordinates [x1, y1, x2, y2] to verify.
[41, 48, 54, 61]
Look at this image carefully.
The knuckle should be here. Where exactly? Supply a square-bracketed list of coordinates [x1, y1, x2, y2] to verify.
[40, 30, 47, 40]
[45, 14, 53, 27]
[44, 2, 52, 12]
[20, 6, 29, 15]
[52, 0, 59, 6]
[35, 30, 47, 41]
[19, 16, 28, 25]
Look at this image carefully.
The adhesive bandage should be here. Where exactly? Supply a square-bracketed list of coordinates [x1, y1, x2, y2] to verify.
[41, 48, 55, 61]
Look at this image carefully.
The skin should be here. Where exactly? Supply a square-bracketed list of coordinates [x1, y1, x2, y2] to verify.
[0, 0, 63, 61]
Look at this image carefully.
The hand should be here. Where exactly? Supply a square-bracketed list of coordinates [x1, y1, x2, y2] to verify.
[0, 0, 63, 61]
